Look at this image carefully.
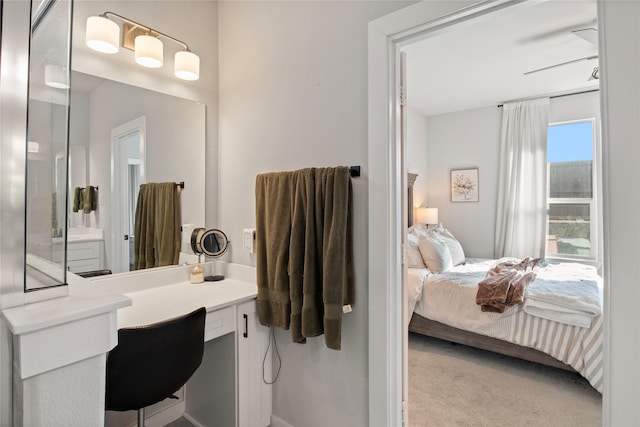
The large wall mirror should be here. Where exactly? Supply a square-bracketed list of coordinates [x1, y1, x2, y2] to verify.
[66, 0, 208, 279]
[68, 72, 206, 275]
[25, 0, 73, 291]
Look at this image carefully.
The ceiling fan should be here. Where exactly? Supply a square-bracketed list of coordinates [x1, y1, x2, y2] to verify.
[524, 27, 599, 79]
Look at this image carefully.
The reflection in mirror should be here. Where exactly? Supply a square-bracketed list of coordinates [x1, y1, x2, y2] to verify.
[25, 0, 73, 291]
[201, 229, 229, 258]
[69, 72, 206, 276]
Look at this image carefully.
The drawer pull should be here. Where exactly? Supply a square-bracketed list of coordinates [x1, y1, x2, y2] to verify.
[243, 314, 248, 338]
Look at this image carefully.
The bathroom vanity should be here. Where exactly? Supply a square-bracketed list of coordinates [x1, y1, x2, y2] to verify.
[92, 261, 272, 427]
[2, 261, 272, 426]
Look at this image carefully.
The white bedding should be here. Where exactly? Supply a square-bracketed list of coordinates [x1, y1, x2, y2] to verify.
[409, 258, 604, 392]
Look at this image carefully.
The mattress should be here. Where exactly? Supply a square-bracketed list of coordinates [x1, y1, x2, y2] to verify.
[409, 258, 603, 392]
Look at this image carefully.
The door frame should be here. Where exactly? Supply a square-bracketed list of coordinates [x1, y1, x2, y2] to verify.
[110, 116, 146, 274]
[367, 0, 610, 425]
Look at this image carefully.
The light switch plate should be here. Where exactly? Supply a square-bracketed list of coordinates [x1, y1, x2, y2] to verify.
[242, 228, 256, 253]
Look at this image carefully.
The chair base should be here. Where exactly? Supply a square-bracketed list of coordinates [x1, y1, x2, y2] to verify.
[137, 407, 145, 427]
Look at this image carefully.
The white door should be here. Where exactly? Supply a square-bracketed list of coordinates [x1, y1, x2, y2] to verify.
[111, 116, 146, 273]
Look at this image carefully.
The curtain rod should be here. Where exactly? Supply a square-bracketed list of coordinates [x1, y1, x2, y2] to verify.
[497, 88, 599, 108]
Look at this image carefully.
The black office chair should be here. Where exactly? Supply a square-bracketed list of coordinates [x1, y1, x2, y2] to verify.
[105, 307, 207, 427]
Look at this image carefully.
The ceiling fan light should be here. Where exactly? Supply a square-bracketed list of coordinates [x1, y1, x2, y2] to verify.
[174, 51, 200, 81]
[135, 35, 163, 68]
[86, 16, 120, 54]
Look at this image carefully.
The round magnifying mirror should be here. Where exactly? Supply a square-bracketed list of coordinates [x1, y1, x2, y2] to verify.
[190, 227, 206, 255]
[201, 229, 229, 257]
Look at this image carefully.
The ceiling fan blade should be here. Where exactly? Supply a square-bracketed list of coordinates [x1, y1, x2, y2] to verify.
[572, 28, 598, 44]
[524, 55, 599, 75]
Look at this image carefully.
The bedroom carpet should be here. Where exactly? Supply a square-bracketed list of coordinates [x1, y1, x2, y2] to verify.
[408, 332, 602, 427]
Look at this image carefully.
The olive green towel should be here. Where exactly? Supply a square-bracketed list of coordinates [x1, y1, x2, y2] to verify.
[255, 166, 354, 350]
[255, 171, 297, 330]
[133, 182, 181, 270]
[72, 187, 82, 212]
[82, 186, 97, 213]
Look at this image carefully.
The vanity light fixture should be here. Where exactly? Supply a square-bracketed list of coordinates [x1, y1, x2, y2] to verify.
[44, 65, 70, 89]
[85, 11, 200, 80]
[134, 34, 163, 68]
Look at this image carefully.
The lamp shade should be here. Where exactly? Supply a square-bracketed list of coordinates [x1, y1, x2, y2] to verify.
[135, 35, 163, 68]
[174, 51, 200, 81]
[416, 207, 438, 225]
[86, 16, 120, 54]
[44, 65, 69, 89]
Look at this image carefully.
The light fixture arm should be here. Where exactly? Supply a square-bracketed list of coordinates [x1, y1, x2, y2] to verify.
[101, 11, 192, 52]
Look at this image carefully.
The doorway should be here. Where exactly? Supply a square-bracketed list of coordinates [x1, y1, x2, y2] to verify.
[111, 116, 146, 274]
[368, 1, 609, 425]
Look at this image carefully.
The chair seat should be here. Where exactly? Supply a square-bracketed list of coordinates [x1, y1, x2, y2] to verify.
[105, 307, 206, 412]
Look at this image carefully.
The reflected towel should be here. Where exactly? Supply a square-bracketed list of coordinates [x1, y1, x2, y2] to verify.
[134, 182, 181, 270]
[72, 187, 82, 212]
[82, 186, 97, 213]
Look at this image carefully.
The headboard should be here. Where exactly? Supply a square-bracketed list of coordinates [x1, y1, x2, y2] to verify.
[408, 173, 417, 227]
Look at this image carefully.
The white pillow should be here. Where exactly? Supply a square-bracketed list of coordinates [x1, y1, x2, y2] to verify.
[417, 232, 452, 273]
[406, 233, 426, 269]
[408, 223, 428, 237]
[436, 228, 466, 266]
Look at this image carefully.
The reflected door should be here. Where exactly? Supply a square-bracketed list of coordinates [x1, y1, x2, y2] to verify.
[111, 117, 146, 274]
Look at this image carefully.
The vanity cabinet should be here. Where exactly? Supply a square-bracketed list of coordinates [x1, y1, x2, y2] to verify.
[53, 239, 104, 273]
[67, 240, 104, 273]
[237, 300, 272, 427]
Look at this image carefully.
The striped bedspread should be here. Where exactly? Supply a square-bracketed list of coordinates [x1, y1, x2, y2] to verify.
[411, 258, 603, 393]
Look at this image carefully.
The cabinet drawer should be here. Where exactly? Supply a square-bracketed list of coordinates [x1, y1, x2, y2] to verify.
[68, 241, 102, 261]
[204, 307, 235, 341]
[68, 258, 101, 273]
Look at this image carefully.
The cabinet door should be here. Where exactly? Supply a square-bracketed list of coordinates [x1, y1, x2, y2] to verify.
[237, 300, 272, 427]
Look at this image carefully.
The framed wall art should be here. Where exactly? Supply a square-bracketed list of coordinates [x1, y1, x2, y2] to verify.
[451, 168, 479, 202]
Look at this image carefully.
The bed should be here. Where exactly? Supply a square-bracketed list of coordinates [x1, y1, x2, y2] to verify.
[406, 232, 604, 393]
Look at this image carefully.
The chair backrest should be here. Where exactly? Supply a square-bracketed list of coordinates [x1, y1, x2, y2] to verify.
[106, 307, 207, 411]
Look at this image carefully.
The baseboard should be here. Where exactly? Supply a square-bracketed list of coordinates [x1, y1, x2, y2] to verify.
[145, 400, 184, 427]
[183, 412, 206, 427]
[270, 414, 295, 427]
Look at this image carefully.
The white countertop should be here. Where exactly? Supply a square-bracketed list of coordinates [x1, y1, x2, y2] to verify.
[117, 279, 257, 328]
[2, 277, 131, 336]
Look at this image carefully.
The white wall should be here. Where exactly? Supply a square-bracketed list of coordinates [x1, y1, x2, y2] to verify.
[426, 105, 501, 258]
[423, 91, 601, 259]
[406, 107, 429, 210]
[218, 2, 412, 426]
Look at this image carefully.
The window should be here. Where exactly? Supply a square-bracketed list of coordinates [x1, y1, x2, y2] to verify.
[546, 120, 597, 260]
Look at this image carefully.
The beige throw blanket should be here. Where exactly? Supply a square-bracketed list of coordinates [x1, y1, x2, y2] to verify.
[476, 257, 541, 313]
[255, 166, 354, 350]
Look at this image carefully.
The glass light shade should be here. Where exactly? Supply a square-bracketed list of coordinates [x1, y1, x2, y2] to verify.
[86, 16, 120, 54]
[174, 51, 200, 81]
[135, 35, 163, 68]
[44, 65, 69, 89]
[416, 207, 438, 225]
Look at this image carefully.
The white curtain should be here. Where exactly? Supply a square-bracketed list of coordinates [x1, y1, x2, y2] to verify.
[494, 98, 550, 259]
